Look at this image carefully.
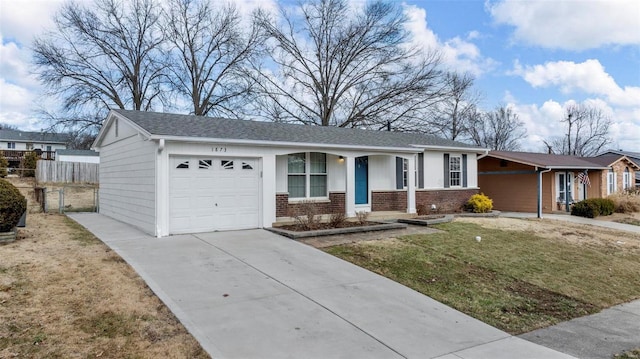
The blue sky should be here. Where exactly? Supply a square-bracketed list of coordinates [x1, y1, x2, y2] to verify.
[1, 0, 639, 152]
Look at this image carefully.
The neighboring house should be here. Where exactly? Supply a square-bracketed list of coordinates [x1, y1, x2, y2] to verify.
[478, 151, 639, 216]
[597, 150, 640, 187]
[93, 109, 487, 237]
[588, 154, 639, 194]
[0, 129, 69, 164]
[56, 149, 100, 164]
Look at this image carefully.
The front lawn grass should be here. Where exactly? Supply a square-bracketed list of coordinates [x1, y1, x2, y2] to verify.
[325, 221, 640, 334]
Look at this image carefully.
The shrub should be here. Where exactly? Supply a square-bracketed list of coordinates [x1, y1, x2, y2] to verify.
[21, 151, 38, 177]
[0, 179, 27, 232]
[355, 210, 369, 225]
[571, 200, 600, 218]
[466, 193, 493, 213]
[571, 198, 615, 218]
[328, 211, 347, 228]
[291, 200, 320, 230]
[0, 151, 8, 178]
[609, 192, 640, 214]
[416, 204, 429, 216]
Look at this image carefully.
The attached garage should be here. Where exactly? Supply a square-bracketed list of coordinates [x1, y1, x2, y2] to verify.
[169, 156, 261, 234]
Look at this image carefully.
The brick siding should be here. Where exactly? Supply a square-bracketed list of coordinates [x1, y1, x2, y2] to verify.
[276, 192, 346, 217]
[416, 189, 479, 213]
[371, 191, 407, 211]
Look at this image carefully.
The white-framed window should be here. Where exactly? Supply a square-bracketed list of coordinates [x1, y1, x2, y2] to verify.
[556, 172, 574, 203]
[26, 143, 33, 150]
[7, 142, 15, 149]
[288, 152, 327, 199]
[623, 168, 631, 190]
[403, 159, 408, 188]
[607, 170, 617, 195]
[449, 155, 461, 187]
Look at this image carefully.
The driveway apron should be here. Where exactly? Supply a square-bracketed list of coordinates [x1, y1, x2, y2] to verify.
[68, 213, 574, 359]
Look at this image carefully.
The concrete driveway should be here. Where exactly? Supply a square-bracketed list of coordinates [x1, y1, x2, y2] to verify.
[68, 213, 573, 359]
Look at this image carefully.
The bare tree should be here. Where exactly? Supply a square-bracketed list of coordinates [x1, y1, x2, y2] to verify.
[252, 0, 444, 128]
[165, 0, 263, 117]
[543, 104, 612, 156]
[32, 0, 165, 133]
[469, 106, 526, 150]
[0, 123, 19, 130]
[424, 72, 480, 141]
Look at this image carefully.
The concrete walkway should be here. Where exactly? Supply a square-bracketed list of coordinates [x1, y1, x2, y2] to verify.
[68, 213, 573, 359]
[520, 301, 640, 359]
[501, 212, 640, 233]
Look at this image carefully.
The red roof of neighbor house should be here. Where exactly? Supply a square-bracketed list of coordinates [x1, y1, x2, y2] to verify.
[486, 151, 609, 169]
[588, 153, 640, 169]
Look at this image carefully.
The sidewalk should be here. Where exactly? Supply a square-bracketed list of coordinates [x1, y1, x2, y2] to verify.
[520, 300, 640, 359]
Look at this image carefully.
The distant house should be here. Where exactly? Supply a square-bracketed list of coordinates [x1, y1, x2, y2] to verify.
[56, 149, 100, 164]
[597, 150, 640, 187]
[477, 151, 639, 216]
[0, 129, 69, 165]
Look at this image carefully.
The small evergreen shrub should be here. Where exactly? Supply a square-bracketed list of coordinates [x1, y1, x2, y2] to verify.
[571, 200, 600, 218]
[466, 193, 493, 213]
[21, 151, 38, 177]
[571, 198, 615, 218]
[0, 179, 27, 232]
[0, 151, 8, 178]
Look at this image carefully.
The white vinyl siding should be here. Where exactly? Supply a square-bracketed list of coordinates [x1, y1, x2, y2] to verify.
[99, 133, 156, 235]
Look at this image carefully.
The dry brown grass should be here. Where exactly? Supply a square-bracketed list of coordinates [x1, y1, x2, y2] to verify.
[456, 217, 640, 251]
[0, 182, 209, 358]
[608, 191, 640, 214]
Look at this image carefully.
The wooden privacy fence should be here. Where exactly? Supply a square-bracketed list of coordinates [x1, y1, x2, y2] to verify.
[36, 160, 99, 184]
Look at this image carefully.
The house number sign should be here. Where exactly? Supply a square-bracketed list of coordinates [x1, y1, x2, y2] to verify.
[212, 147, 227, 152]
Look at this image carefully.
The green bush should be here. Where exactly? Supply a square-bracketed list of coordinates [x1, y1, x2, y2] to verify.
[466, 193, 493, 213]
[21, 151, 38, 177]
[0, 151, 7, 178]
[0, 179, 27, 232]
[571, 198, 615, 218]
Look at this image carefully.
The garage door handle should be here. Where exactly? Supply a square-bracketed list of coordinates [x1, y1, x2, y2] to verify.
[215, 203, 218, 207]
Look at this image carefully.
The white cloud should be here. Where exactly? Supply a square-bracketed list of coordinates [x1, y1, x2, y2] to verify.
[488, 0, 640, 50]
[505, 96, 640, 153]
[403, 4, 497, 77]
[512, 59, 640, 107]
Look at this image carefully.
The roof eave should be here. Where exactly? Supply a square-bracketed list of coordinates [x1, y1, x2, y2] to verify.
[149, 134, 423, 153]
[409, 144, 488, 153]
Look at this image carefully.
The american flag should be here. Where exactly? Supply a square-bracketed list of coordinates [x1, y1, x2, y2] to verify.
[577, 171, 590, 186]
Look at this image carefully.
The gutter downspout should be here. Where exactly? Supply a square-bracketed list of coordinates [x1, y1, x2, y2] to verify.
[156, 139, 165, 238]
[537, 167, 552, 218]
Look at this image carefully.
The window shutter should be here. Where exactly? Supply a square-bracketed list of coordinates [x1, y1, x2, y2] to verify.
[444, 153, 450, 188]
[462, 154, 468, 188]
[418, 152, 424, 189]
[396, 157, 404, 189]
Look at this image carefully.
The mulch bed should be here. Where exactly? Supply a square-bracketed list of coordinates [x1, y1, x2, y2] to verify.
[278, 221, 376, 232]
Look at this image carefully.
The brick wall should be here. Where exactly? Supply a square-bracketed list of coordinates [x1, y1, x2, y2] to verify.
[416, 189, 479, 213]
[371, 191, 407, 211]
[275, 192, 346, 217]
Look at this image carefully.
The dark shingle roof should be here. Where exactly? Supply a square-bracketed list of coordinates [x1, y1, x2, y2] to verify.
[56, 149, 99, 156]
[0, 129, 70, 143]
[113, 109, 481, 151]
[488, 151, 609, 169]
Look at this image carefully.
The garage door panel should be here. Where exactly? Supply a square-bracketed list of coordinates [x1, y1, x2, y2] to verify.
[170, 156, 261, 234]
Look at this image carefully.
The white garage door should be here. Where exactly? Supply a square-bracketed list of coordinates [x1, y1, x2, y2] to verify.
[169, 156, 260, 234]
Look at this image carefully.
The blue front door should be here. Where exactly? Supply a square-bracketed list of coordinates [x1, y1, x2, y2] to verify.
[355, 156, 368, 205]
